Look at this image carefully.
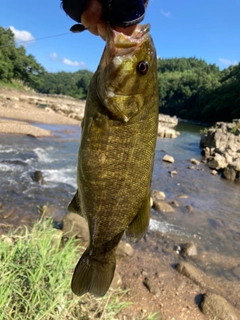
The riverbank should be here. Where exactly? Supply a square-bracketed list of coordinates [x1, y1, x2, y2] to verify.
[0, 87, 80, 136]
[1, 87, 239, 319]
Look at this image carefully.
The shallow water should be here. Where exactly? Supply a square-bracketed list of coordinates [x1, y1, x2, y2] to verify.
[0, 122, 239, 277]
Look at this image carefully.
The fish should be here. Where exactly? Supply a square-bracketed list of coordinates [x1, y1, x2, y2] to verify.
[68, 23, 159, 297]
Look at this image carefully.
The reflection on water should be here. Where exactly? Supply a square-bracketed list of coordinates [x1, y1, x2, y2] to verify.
[0, 122, 239, 277]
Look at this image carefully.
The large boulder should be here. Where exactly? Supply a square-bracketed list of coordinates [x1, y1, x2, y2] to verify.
[200, 120, 240, 182]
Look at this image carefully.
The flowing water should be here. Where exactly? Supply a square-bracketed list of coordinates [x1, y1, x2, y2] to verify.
[0, 122, 239, 278]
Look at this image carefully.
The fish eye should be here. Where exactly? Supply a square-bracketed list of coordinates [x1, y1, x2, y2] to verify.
[137, 61, 148, 75]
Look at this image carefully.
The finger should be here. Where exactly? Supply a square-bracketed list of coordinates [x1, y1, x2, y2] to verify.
[81, 0, 102, 29]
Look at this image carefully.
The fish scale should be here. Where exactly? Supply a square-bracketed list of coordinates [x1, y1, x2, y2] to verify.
[68, 23, 159, 297]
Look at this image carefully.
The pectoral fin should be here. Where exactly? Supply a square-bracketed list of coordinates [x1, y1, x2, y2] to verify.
[126, 194, 150, 243]
[67, 190, 83, 216]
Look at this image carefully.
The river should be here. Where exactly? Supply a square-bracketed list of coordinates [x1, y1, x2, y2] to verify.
[0, 122, 239, 279]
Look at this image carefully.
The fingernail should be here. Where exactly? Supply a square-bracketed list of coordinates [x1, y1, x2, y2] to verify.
[90, 0, 101, 13]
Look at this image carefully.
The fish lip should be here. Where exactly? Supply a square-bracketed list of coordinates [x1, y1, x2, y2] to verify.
[108, 23, 150, 51]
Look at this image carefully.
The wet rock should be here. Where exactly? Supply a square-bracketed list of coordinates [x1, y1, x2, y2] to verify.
[143, 277, 160, 297]
[177, 194, 189, 199]
[188, 165, 195, 170]
[176, 261, 220, 292]
[151, 190, 166, 201]
[153, 201, 174, 213]
[189, 158, 200, 165]
[162, 154, 175, 163]
[62, 212, 89, 241]
[169, 170, 177, 177]
[110, 272, 122, 290]
[186, 205, 193, 212]
[32, 170, 45, 184]
[200, 293, 240, 320]
[170, 200, 179, 207]
[181, 243, 197, 257]
[116, 241, 134, 257]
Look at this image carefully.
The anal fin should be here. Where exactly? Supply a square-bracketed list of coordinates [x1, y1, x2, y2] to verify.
[67, 190, 83, 216]
[126, 193, 150, 243]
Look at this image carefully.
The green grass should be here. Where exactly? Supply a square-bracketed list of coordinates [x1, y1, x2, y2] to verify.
[0, 79, 33, 91]
[0, 218, 131, 320]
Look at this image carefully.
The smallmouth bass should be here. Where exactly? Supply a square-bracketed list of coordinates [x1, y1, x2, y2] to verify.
[68, 23, 159, 297]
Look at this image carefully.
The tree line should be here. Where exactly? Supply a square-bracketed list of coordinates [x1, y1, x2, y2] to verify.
[0, 26, 239, 122]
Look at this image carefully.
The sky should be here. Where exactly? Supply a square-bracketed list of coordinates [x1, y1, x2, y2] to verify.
[1, 0, 239, 73]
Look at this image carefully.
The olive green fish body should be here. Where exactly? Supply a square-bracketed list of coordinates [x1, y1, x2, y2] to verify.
[69, 24, 159, 297]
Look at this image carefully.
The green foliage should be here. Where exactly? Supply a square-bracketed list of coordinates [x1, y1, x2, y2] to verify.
[0, 219, 131, 320]
[36, 69, 93, 99]
[158, 57, 239, 123]
[0, 27, 45, 89]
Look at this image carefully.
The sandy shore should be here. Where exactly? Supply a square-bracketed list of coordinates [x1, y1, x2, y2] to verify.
[0, 88, 80, 137]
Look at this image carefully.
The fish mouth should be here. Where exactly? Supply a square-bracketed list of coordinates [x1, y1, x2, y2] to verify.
[107, 24, 150, 56]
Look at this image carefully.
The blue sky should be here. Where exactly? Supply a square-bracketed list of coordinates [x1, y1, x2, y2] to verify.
[1, 0, 239, 73]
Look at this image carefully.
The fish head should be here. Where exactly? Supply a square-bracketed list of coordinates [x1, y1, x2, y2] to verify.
[97, 24, 158, 122]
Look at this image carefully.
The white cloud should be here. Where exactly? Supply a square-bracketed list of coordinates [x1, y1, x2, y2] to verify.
[9, 26, 34, 44]
[160, 9, 171, 18]
[50, 52, 85, 68]
[62, 58, 85, 67]
[219, 58, 238, 67]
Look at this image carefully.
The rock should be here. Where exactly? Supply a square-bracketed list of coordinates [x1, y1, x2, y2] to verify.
[177, 194, 189, 199]
[32, 170, 45, 184]
[116, 241, 134, 257]
[110, 272, 122, 290]
[151, 190, 166, 201]
[200, 293, 240, 320]
[153, 200, 174, 213]
[158, 125, 180, 138]
[211, 170, 218, 176]
[189, 158, 200, 165]
[169, 170, 177, 177]
[176, 261, 220, 292]
[0, 202, 2, 209]
[62, 212, 89, 241]
[188, 165, 195, 170]
[223, 166, 237, 181]
[170, 200, 179, 207]
[200, 121, 240, 182]
[162, 154, 174, 163]
[158, 114, 178, 127]
[207, 153, 228, 170]
[143, 277, 160, 297]
[186, 205, 193, 212]
[181, 243, 197, 256]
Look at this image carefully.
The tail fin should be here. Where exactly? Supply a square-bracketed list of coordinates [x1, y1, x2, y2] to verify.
[71, 248, 116, 297]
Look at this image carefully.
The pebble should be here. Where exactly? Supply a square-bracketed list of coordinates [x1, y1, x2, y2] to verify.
[181, 242, 197, 256]
[162, 154, 175, 163]
[189, 158, 200, 165]
[143, 277, 160, 297]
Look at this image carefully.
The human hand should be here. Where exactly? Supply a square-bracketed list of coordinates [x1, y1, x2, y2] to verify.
[81, 0, 137, 40]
